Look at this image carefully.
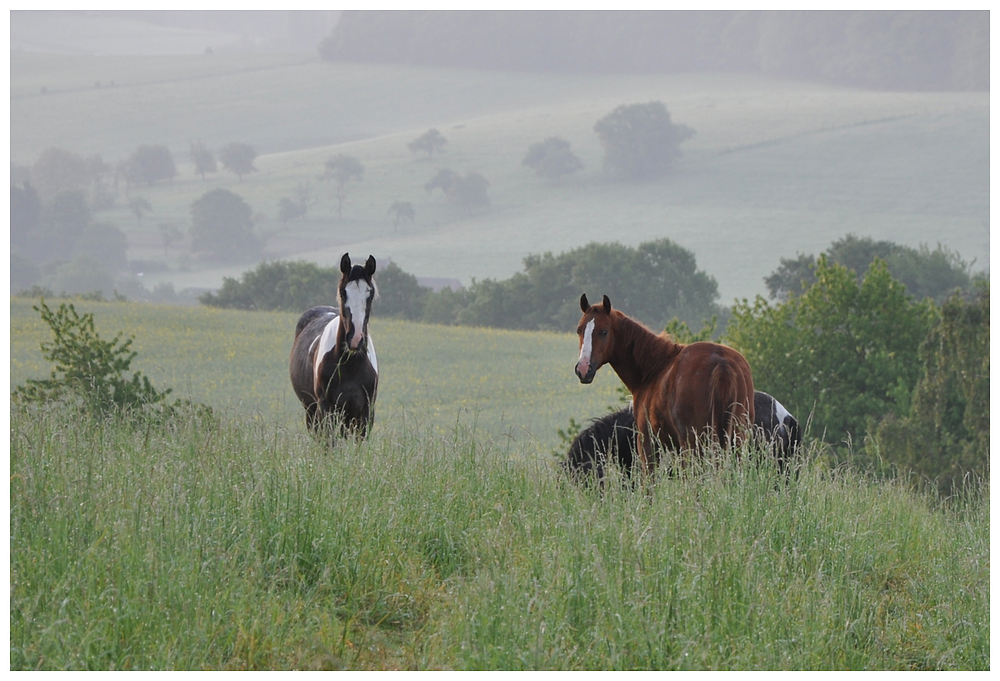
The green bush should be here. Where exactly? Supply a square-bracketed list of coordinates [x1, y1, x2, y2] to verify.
[726, 256, 937, 452]
[12, 299, 199, 421]
[875, 281, 990, 493]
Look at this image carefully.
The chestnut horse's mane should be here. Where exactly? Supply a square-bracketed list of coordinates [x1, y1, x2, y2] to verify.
[609, 310, 684, 389]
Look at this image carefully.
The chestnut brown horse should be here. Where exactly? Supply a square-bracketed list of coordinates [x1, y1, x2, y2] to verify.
[574, 294, 754, 473]
[289, 253, 379, 439]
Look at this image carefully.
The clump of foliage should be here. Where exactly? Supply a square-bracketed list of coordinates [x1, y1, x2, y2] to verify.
[451, 238, 719, 332]
[522, 136, 583, 183]
[875, 282, 989, 493]
[424, 168, 490, 216]
[765, 234, 972, 303]
[189, 188, 261, 263]
[13, 300, 172, 416]
[219, 142, 258, 182]
[726, 256, 937, 453]
[322, 154, 365, 220]
[593, 101, 694, 179]
[199, 260, 341, 312]
[408, 128, 448, 158]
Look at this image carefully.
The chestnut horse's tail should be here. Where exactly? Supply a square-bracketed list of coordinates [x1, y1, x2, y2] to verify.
[708, 357, 753, 450]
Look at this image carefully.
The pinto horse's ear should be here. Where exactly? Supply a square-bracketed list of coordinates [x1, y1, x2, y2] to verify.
[365, 255, 376, 276]
[602, 295, 611, 313]
[580, 293, 590, 313]
[340, 253, 352, 274]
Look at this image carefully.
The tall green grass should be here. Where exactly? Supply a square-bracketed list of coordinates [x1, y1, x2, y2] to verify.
[10, 405, 989, 669]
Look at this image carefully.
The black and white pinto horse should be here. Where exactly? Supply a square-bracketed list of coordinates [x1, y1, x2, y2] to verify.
[289, 253, 379, 439]
[563, 390, 801, 484]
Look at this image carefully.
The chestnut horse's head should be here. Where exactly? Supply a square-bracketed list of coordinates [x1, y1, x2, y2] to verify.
[575, 293, 614, 384]
[339, 253, 377, 352]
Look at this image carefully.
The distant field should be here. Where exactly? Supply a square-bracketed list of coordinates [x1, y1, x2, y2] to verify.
[9, 298, 622, 451]
[10, 52, 988, 304]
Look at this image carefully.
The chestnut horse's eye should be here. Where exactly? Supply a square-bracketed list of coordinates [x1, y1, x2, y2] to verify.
[600, 329, 609, 337]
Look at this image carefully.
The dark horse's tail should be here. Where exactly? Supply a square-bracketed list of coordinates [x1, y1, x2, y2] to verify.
[708, 358, 752, 450]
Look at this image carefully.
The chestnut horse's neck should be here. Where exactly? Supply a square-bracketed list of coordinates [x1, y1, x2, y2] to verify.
[608, 311, 683, 392]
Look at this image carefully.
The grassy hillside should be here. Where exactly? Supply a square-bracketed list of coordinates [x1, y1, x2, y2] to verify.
[10, 404, 989, 669]
[9, 298, 621, 450]
[10, 53, 988, 305]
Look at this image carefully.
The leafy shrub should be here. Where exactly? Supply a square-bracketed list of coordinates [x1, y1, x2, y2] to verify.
[12, 300, 200, 420]
[765, 234, 973, 303]
[726, 256, 937, 452]
[875, 282, 990, 493]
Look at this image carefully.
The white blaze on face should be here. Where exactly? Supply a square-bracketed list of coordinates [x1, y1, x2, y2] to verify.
[577, 319, 595, 376]
[343, 280, 372, 350]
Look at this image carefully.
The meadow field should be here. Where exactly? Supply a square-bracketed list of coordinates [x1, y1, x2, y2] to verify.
[8, 297, 991, 670]
[9, 298, 621, 451]
[10, 51, 988, 304]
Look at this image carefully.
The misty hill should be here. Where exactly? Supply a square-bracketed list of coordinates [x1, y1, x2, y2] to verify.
[322, 11, 989, 92]
[9, 50, 988, 308]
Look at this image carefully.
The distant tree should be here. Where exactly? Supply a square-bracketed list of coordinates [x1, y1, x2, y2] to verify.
[85, 154, 112, 189]
[11, 253, 40, 294]
[522, 136, 583, 183]
[424, 168, 460, 197]
[388, 200, 416, 231]
[322, 154, 365, 220]
[30, 147, 90, 199]
[39, 256, 116, 297]
[30, 190, 92, 264]
[765, 235, 972, 303]
[199, 260, 340, 311]
[375, 261, 431, 320]
[277, 197, 307, 225]
[128, 197, 152, 226]
[189, 141, 218, 179]
[219, 142, 258, 182]
[593, 101, 694, 180]
[126, 145, 177, 187]
[75, 221, 128, 274]
[443, 238, 718, 332]
[158, 222, 184, 257]
[451, 171, 490, 216]
[408, 128, 448, 158]
[189, 188, 262, 263]
[10, 183, 41, 256]
[425, 169, 489, 216]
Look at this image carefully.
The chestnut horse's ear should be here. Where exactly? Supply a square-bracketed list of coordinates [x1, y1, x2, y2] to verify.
[602, 295, 611, 313]
[365, 255, 376, 276]
[340, 253, 352, 274]
[580, 293, 590, 312]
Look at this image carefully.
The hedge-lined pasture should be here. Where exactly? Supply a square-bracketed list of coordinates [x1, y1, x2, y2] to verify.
[9, 298, 621, 450]
[9, 298, 990, 669]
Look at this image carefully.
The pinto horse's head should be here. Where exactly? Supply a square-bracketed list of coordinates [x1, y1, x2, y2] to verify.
[339, 253, 377, 352]
[575, 293, 614, 384]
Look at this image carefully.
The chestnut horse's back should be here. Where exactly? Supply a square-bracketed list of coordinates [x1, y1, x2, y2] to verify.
[705, 346, 755, 449]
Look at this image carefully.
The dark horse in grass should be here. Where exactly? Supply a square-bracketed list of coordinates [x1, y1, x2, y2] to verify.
[564, 391, 801, 485]
[574, 294, 755, 474]
[289, 253, 379, 439]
